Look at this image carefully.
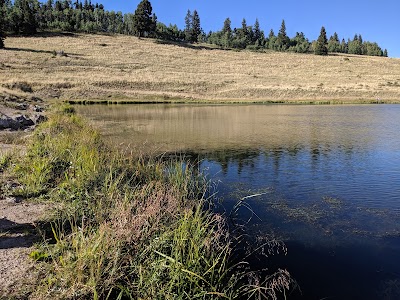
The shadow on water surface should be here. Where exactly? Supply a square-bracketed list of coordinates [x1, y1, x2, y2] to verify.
[267, 240, 400, 300]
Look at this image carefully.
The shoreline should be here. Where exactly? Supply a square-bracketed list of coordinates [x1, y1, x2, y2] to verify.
[65, 98, 397, 105]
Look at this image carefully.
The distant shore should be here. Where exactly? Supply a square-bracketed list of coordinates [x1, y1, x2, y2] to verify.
[65, 98, 397, 105]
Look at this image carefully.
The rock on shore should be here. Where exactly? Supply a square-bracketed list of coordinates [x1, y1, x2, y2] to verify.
[0, 103, 47, 131]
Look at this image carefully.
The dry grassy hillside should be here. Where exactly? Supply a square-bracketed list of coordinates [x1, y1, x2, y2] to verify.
[1, 32, 400, 103]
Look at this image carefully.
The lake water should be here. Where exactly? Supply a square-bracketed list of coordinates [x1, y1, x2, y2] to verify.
[78, 104, 400, 300]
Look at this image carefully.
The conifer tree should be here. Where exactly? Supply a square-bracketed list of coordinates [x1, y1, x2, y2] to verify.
[183, 10, 201, 43]
[358, 34, 366, 55]
[54, 0, 61, 11]
[276, 19, 289, 51]
[348, 34, 362, 55]
[290, 32, 310, 53]
[184, 9, 191, 42]
[13, 0, 39, 34]
[314, 26, 328, 55]
[132, 0, 154, 37]
[222, 17, 231, 35]
[253, 18, 261, 44]
[268, 29, 275, 40]
[383, 49, 388, 57]
[267, 29, 276, 49]
[0, 0, 5, 48]
[150, 13, 157, 33]
[340, 38, 348, 53]
[221, 18, 232, 48]
[240, 18, 248, 39]
[191, 10, 201, 42]
[46, 0, 53, 9]
[358, 34, 363, 44]
[327, 32, 340, 53]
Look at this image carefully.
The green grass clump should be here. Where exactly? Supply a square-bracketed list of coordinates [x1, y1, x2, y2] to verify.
[13, 109, 103, 198]
[0, 152, 12, 172]
[11, 109, 293, 299]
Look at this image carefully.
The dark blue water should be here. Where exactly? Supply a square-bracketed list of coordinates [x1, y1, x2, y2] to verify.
[200, 149, 400, 299]
[78, 104, 400, 299]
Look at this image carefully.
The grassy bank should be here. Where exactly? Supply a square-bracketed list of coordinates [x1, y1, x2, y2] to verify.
[1, 33, 400, 103]
[2, 106, 294, 299]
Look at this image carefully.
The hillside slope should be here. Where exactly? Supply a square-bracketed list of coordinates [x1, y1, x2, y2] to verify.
[1, 33, 400, 103]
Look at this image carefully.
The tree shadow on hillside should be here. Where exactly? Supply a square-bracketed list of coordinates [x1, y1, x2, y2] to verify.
[4, 47, 83, 57]
[8, 31, 78, 39]
[4, 47, 55, 55]
[154, 39, 227, 51]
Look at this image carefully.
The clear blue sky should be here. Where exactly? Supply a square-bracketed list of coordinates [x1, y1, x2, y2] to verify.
[100, 0, 399, 57]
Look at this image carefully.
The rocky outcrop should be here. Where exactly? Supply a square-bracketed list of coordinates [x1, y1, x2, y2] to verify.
[0, 100, 47, 131]
[0, 116, 18, 130]
[0, 112, 47, 131]
[0, 115, 35, 130]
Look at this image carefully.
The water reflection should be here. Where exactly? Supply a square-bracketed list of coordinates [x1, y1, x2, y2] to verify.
[77, 104, 387, 153]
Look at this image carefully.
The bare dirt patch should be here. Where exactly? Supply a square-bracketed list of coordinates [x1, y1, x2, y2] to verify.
[0, 196, 48, 298]
[0, 99, 49, 298]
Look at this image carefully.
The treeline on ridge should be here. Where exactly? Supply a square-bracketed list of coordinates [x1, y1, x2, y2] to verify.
[0, 0, 388, 57]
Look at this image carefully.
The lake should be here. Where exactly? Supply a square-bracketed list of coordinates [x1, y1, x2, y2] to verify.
[78, 104, 400, 300]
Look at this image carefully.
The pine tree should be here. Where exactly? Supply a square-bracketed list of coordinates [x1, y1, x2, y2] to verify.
[222, 17, 231, 35]
[276, 19, 289, 51]
[149, 13, 157, 36]
[191, 10, 201, 42]
[0, 0, 5, 48]
[364, 42, 384, 56]
[221, 18, 232, 48]
[183, 10, 201, 43]
[55, 0, 62, 11]
[358, 34, 366, 55]
[13, 0, 39, 34]
[46, 0, 53, 9]
[314, 26, 328, 55]
[267, 29, 275, 50]
[340, 38, 348, 53]
[327, 32, 340, 53]
[268, 29, 275, 40]
[184, 9, 191, 42]
[290, 32, 310, 53]
[348, 35, 362, 55]
[132, 0, 154, 37]
[253, 18, 261, 44]
[383, 49, 388, 57]
[240, 18, 248, 39]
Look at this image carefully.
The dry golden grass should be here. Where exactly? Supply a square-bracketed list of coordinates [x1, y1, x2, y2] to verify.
[1, 32, 400, 103]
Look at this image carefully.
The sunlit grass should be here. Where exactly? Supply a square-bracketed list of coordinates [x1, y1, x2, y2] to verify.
[1, 33, 400, 103]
